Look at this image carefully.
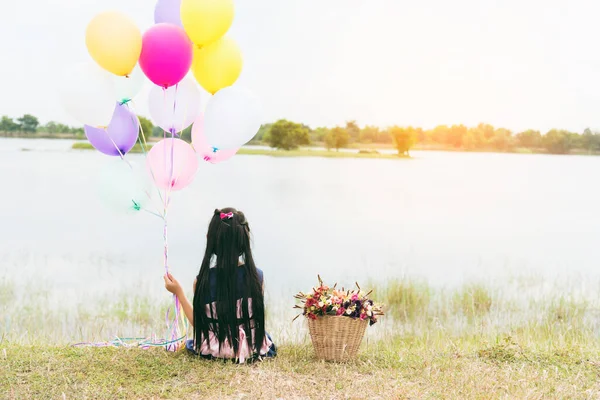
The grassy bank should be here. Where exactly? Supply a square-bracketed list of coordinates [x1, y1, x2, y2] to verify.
[1, 132, 83, 140]
[237, 148, 406, 159]
[3, 275, 600, 398]
[69, 140, 599, 159]
[70, 142, 407, 159]
[2, 338, 599, 399]
[71, 142, 151, 154]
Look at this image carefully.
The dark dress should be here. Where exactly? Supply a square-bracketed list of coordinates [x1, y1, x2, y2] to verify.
[186, 266, 277, 361]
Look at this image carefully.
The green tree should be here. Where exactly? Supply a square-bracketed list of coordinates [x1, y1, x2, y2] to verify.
[0, 116, 19, 132]
[581, 128, 600, 153]
[491, 128, 514, 152]
[516, 129, 542, 149]
[543, 129, 573, 154]
[359, 125, 380, 143]
[17, 114, 39, 133]
[311, 127, 330, 143]
[152, 126, 163, 137]
[266, 119, 310, 150]
[569, 131, 583, 150]
[180, 126, 192, 143]
[138, 117, 154, 137]
[388, 126, 416, 156]
[253, 123, 272, 142]
[325, 127, 350, 151]
[39, 121, 64, 134]
[38, 121, 83, 135]
[346, 120, 360, 142]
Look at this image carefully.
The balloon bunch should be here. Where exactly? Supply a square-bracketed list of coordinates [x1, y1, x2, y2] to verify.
[63, 0, 262, 351]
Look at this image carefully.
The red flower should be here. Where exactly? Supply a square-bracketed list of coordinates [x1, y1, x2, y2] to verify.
[308, 314, 317, 320]
[336, 307, 346, 316]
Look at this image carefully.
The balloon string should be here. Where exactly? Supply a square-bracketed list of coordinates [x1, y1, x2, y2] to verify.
[161, 84, 184, 352]
[72, 332, 188, 349]
[140, 207, 163, 219]
[75, 97, 189, 352]
[129, 100, 166, 212]
[127, 95, 185, 351]
[105, 131, 130, 167]
[102, 114, 165, 218]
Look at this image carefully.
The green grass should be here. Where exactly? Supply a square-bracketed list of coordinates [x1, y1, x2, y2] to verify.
[3, 275, 600, 398]
[453, 283, 493, 317]
[373, 278, 432, 321]
[2, 337, 600, 399]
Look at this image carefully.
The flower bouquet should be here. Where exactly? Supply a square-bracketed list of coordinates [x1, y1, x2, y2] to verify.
[294, 276, 384, 362]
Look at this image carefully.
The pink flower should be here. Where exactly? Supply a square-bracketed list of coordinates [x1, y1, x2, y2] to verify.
[351, 294, 359, 301]
[360, 313, 368, 321]
[336, 307, 346, 316]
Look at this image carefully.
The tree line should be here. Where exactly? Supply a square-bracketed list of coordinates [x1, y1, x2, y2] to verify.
[0, 114, 158, 137]
[255, 120, 600, 156]
[4, 112, 600, 156]
[0, 114, 84, 135]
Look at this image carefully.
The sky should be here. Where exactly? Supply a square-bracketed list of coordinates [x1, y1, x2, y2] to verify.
[1, 0, 600, 132]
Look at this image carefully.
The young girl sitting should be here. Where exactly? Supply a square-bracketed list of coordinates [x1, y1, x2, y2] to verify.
[164, 208, 277, 363]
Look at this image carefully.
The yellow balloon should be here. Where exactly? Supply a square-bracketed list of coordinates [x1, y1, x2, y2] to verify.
[191, 37, 242, 94]
[85, 12, 142, 76]
[181, 0, 234, 47]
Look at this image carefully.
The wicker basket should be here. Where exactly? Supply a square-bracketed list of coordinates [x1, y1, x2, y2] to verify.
[307, 315, 368, 362]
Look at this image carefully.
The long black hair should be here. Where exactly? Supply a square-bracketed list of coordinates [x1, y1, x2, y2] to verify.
[193, 208, 266, 357]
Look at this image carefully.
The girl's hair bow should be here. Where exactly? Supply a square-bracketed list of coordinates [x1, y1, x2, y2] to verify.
[220, 212, 234, 220]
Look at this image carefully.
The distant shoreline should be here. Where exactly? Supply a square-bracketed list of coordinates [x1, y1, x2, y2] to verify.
[5, 134, 600, 157]
[0, 132, 83, 140]
[70, 142, 409, 160]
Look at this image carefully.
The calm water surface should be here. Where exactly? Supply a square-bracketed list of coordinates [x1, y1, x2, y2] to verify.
[1, 137, 599, 305]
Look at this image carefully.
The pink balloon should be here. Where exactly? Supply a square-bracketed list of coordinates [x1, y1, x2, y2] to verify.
[191, 114, 238, 164]
[139, 24, 193, 89]
[147, 138, 198, 191]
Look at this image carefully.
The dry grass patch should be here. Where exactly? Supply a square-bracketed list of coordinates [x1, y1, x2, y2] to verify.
[2, 339, 600, 399]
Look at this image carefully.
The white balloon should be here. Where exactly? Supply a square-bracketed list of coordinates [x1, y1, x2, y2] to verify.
[204, 86, 263, 150]
[97, 160, 152, 215]
[113, 65, 146, 104]
[59, 62, 116, 127]
[148, 75, 202, 134]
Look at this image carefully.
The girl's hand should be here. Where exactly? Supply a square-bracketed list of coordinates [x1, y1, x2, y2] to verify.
[164, 273, 183, 296]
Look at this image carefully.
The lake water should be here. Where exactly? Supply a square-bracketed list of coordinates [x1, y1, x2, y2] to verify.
[1, 137, 600, 313]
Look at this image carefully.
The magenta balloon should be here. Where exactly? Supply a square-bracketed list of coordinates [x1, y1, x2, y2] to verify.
[191, 114, 238, 164]
[147, 138, 198, 191]
[84, 103, 139, 156]
[154, 0, 183, 27]
[139, 24, 193, 89]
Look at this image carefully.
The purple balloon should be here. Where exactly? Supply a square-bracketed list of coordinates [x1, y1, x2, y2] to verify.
[84, 103, 139, 156]
[154, 0, 183, 27]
